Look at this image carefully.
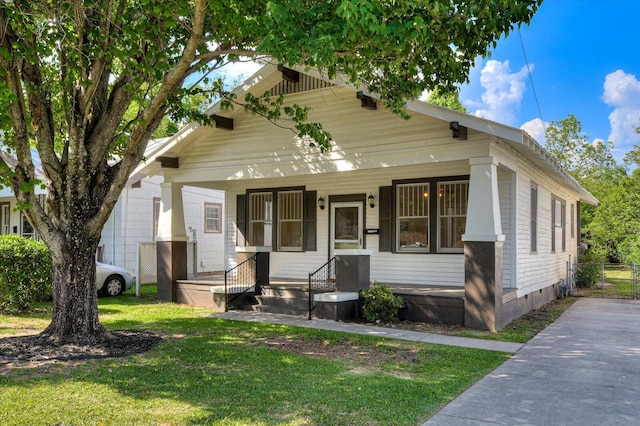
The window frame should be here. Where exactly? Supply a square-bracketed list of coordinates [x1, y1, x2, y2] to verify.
[277, 190, 303, 251]
[437, 180, 469, 253]
[246, 186, 306, 251]
[204, 202, 222, 234]
[396, 181, 430, 253]
[392, 175, 469, 254]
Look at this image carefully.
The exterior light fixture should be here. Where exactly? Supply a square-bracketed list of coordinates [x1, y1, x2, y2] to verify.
[318, 197, 325, 210]
[368, 193, 375, 208]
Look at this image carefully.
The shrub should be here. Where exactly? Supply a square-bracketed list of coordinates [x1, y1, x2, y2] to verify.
[360, 283, 404, 323]
[575, 251, 603, 289]
[0, 235, 53, 313]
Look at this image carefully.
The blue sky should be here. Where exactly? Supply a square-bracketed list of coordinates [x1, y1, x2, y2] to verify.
[459, 0, 640, 163]
[226, 0, 640, 163]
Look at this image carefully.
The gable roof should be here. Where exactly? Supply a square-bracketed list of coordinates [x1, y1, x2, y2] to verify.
[133, 63, 598, 205]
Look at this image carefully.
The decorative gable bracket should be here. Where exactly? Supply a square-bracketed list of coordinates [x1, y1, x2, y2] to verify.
[449, 121, 468, 140]
[277, 64, 300, 83]
[156, 156, 179, 168]
[356, 91, 377, 110]
[211, 114, 234, 130]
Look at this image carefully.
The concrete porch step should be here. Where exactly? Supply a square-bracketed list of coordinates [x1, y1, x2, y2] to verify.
[248, 303, 309, 316]
[260, 285, 309, 298]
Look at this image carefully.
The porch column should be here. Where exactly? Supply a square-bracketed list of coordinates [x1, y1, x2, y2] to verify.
[156, 182, 188, 302]
[462, 157, 505, 331]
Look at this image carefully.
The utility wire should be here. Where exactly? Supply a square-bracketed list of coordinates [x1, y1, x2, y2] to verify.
[518, 28, 546, 135]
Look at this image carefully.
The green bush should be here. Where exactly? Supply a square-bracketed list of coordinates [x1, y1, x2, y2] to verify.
[0, 235, 53, 313]
[360, 283, 404, 323]
[576, 251, 603, 289]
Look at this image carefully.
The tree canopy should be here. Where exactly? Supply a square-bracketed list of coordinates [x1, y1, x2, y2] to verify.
[0, 0, 542, 343]
[544, 114, 640, 263]
[426, 87, 467, 113]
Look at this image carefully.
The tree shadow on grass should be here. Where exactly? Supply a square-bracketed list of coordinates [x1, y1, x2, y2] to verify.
[0, 317, 507, 425]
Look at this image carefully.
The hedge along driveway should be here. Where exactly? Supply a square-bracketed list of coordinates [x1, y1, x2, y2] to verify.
[0, 286, 510, 426]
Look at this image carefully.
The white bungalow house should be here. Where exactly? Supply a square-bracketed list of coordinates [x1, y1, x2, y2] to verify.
[0, 144, 225, 283]
[133, 63, 597, 330]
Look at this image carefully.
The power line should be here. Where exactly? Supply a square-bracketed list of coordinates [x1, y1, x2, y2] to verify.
[518, 28, 546, 135]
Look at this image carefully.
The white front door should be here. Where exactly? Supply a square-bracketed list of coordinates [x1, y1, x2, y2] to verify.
[330, 201, 363, 254]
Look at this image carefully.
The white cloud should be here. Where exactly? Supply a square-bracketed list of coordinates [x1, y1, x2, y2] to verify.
[216, 59, 264, 87]
[471, 60, 530, 126]
[520, 118, 548, 145]
[602, 70, 640, 156]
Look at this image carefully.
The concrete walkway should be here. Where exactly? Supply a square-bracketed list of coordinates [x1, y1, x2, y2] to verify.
[425, 298, 640, 425]
[213, 310, 523, 353]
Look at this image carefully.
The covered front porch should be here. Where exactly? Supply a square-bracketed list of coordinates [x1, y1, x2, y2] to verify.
[173, 257, 465, 326]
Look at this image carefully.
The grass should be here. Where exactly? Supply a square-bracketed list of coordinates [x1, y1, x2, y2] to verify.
[576, 264, 637, 299]
[0, 285, 510, 426]
[381, 296, 577, 344]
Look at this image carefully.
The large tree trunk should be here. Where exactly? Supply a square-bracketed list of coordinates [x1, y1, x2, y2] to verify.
[41, 232, 105, 343]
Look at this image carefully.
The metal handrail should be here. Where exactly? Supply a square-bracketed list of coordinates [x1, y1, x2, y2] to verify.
[224, 254, 259, 311]
[308, 257, 336, 320]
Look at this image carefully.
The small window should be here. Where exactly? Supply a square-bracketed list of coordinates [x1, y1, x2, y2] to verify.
[530, 182, 537, 253]
[277, 190, 303, 251]
[397, 183, 430, 252]
[204, 203, 222, 233]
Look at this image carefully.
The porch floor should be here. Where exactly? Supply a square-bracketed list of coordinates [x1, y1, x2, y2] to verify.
[179, 274, 464, 298]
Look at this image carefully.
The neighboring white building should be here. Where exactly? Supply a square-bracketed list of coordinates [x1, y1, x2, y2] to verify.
[99, 175, 225, 278]
[0, 146, 225, 281]
[133, 63, 599, 330]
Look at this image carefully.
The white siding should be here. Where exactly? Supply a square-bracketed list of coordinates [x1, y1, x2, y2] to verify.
[100, 177, 225, 275]
[514, 158, 580, 294]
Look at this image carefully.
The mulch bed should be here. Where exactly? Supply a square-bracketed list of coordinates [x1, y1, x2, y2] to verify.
[0, 330, 163, 361]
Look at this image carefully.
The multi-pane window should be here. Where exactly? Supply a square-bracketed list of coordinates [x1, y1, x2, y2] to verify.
[438, 181, 469, 251]
[530, 182, 538, 253]
[277, 191, 303, 251]
[249, 192, 273, 247]
[395, 178, 469, 253]
[204, 203, 222, 233]
[397, 183, 430, 251]
[1, 203, 9, 235]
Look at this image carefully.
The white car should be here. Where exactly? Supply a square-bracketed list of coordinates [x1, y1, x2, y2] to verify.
[96, 262, 135, 296]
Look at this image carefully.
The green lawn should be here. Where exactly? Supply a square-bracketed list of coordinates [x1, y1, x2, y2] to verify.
[0, 285, 510, 426]
[576, 264, 638, 299]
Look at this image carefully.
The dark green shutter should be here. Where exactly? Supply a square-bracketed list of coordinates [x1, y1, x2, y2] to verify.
[378, 186, 393, 252]
[304, 190, 317, 251]
[236, 194, 247, 247]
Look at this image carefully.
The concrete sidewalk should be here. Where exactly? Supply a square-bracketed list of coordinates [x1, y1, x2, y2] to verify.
[212, 310, 523, 353]
[425, 298, 640, 425]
